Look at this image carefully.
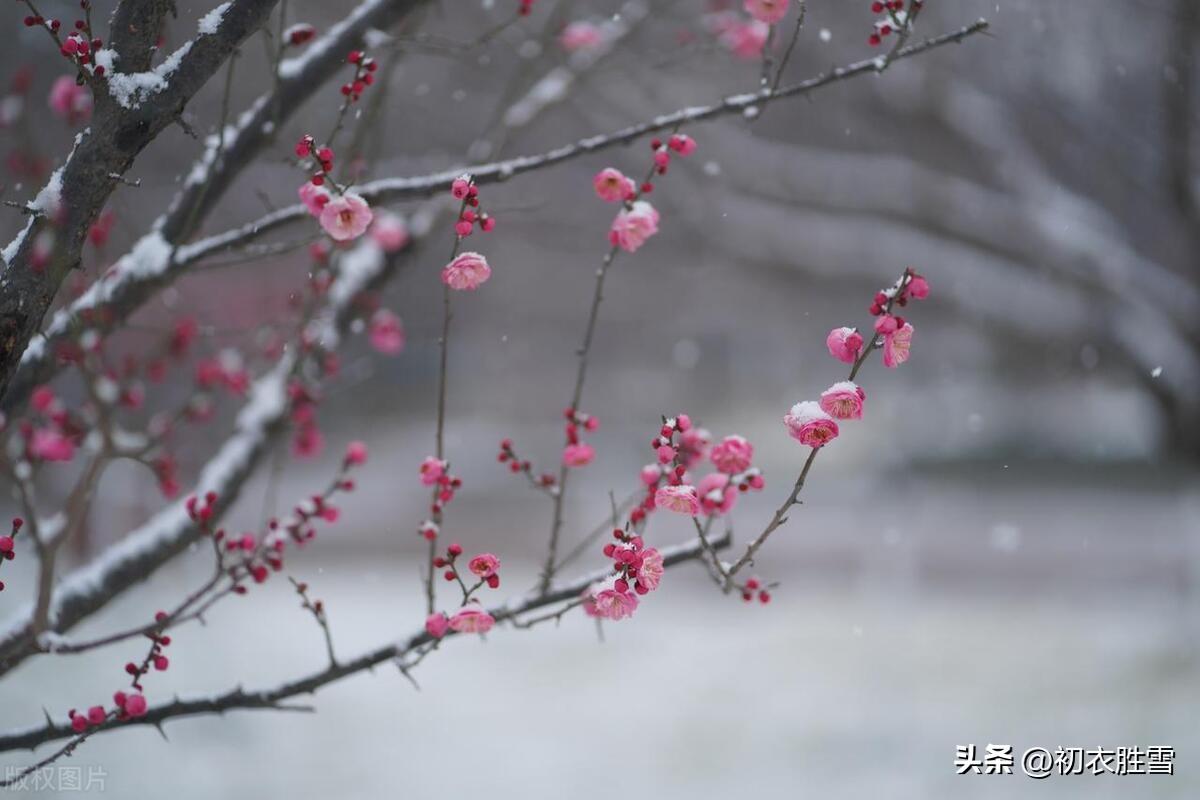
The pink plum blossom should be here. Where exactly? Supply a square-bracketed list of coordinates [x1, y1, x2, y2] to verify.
[907, 274, 930, 299]
[744, 0, 790, 24]
[655, 484, 700, 515]
[697, 472, 737, 516]
[783, 401, 840, 447]
[562, 442, 595, 467]
[874, 314, 899, 335]
[318, 193, 373, 241]
[609, 201, 659, 252]
[720, 18, 768, 59]
[468, 553, 500, 578]
[370, 213, 410, 252]
[368, 309, 405, 355]
[640, 464, 662, 485]
[593, 167, 636, 203]
[448, 604, 495, 634]
[560, 20, 604, 52]
[882, 322, 914, 368]
[29, 428, 74, 462]
[584, 580, 640, 621]
[826, 327, 864, 364]
[819, 381, 865, 420]
[298, 181, 331, 216]
[425, 612, 449, 638]
[441, 251, 492, 290]
[710, 435, 754, 474]
[637, 548, 664, 591]
[419, 456, 446, 486]
[48, 76, 91, 124]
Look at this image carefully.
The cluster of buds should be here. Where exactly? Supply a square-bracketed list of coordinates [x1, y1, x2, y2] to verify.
[561, 406, 598, 468]
[185, 491, 219, 529]
[122, 612, 172, 689]
[21, 385, 82, 463]
[629, 415, 706, 526]
[288, 380, 324, 459]
[867, 0, 922, 46]
[497, 439, 557, 490]
[24, 2, 105, 76]
[868, 268, 928, 316]
[435, 544, 502, 590]
[644, 133, 697, 191]
[600, 530, 664, 597]
[416, 457, 461, 541]
[195, 350, 251, 396]
[68, 689, 147, 733]
[282, 22, 316, 47]
[739, 577, 773, 605]
[0, 518, 24, 592]
[341, 50, 378, 102]
[450, 175, 496, 236]
[296, 135, 337, 188]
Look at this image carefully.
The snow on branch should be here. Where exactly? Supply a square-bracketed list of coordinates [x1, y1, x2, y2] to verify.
[2, 18, 989, 414]
[0, 528, 730, 753]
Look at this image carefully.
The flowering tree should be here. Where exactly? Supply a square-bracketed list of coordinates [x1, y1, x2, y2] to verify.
[0, 0, 987, 784]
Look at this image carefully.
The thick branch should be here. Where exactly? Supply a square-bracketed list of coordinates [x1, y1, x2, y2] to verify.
[0, 0, 279, 400]
[1, 0, 433, 412]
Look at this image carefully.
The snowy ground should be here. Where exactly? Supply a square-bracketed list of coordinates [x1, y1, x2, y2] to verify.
[1, 468, 1197, 798]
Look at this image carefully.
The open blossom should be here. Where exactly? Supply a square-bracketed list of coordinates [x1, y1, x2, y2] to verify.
[562, 442, 595, 467]
[368, 309, 405, 355]
[744, 0, 790, 24]
[609, 201, 660, 252]
[441, 251, 492, 290]
[678, 426, 711, 465]
[448, 604, 494, 634]
[298, 181, 331, 216]
[783, 401, 840, 447]
[717, 17, 769, 59]
[425, 612, 449, 639]
[711, 435, 754, 474]
[584, 579, 640, 621]
[370, 213, 409, 252]
[419, 456, 446, 486]
[29, 428, 74, 462]
[697, 472, 737, 516]
[48, 75, 91, 123]
[826, 327, 864, 364]
[655, 484, 700, 515]
[819, 381, 866, 420]
[319, 193, 373, 241]
[560, 20, 604, 52]
[468, 553, 500, 578]
[593, 167, 635, 202]
[637, 547, 664, 591]
[882, 322, 914, 368]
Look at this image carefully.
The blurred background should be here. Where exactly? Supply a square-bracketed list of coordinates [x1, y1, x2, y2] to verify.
[1, 0, 1198, 797]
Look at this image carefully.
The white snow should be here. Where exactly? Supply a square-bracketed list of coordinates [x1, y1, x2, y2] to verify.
[198, 2, 232, 35]
[278, 0, 388, 80]
[107, 41, 193, 109]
